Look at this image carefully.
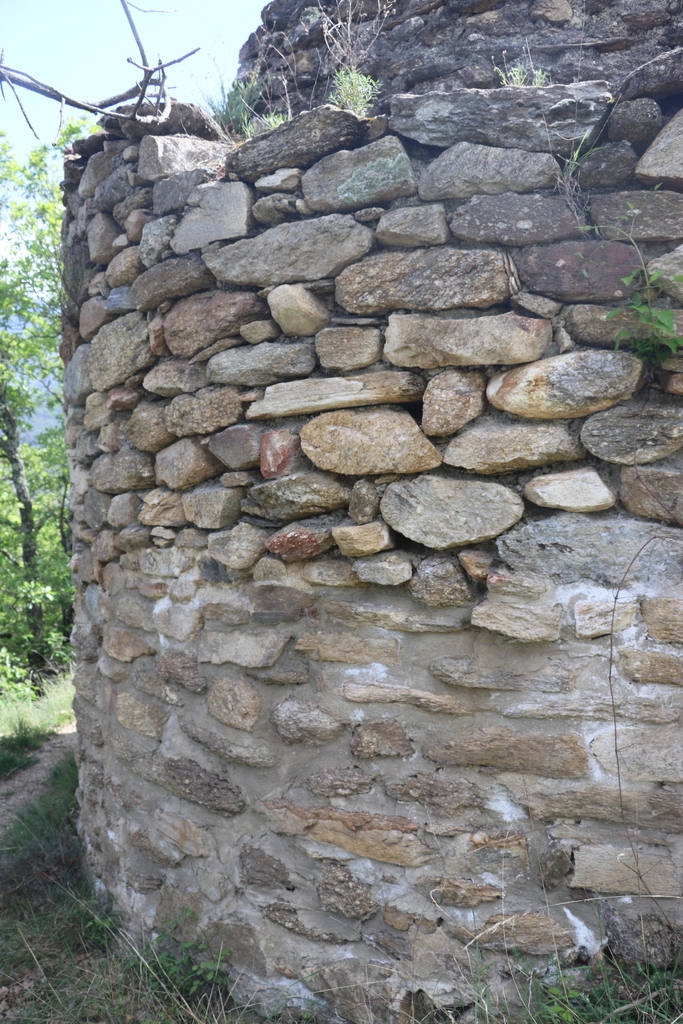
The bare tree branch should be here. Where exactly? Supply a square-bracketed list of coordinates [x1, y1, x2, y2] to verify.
[119, 0, 149, 66]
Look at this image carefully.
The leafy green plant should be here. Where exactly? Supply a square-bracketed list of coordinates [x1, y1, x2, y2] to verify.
[154, 912, 232, 998]
[329, 66, 380, 116]
[608, 267, 683, 364]
[0, 719, 45, 779]
[492, 49, 550, 87]
[205, 69, 265, 136]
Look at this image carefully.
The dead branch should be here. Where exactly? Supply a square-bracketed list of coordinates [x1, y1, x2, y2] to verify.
[119, 0, 149, 66]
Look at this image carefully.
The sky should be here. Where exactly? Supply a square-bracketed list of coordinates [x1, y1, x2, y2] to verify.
[1, 0, 267, 157]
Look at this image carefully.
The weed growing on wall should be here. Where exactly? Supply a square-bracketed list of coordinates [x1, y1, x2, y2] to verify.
[492, 46, 550, 87]
[328, 66, 380, 116]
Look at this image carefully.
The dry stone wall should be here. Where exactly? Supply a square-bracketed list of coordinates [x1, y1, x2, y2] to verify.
[62, 79, 683, 1021]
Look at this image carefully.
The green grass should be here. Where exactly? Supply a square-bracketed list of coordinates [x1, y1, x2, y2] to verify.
[0, 675, 75, 779]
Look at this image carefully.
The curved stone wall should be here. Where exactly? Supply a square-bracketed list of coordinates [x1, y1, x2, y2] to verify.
[62, 80, 683, 1021]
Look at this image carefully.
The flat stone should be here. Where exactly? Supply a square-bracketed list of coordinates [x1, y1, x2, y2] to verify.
[209, 423, 264, 469]
[466, 914, 574, 956]
[301, 560, 362, 587]
[127, 402, 176, 452]
[471, 594, 562, 642]
[375, 204, 449, 247]
[391, 83, 612, 155]
[89, 312, 153, 391]
[155, 437, 223, 490]
[576, 141, 638, 189]
[446, 418, 584, 475]
[352, 551, 414, 585]
[351, 720, 414, 758]
[425, 725, 587, 778]
[421, 369, 486, 436]
[143, 360, 207, 397]
[385, 311, 550, 369]
[636, 107, 683, 189]
[618, 648, 683, 685]
[164, 386, 243, 436]
[79, 297, 116, 342]
[182, 484, 243, 529]
[418, 877, 502, 908]
[153, 168, 212, 215]
[137, 135, 229, 182]
[513, 292, 563, 319]
[620, 465, 683, 521]
[295, 632, 399, 663]
[171, 181, 253, 255]
[592, 191, 683, 242]
[267, 284, 330, 336]
[302, 136, 416, 213]
[246, 371, 425, 419]
[498, 513, 683, 586]
[572, 846, 678, 897]
[306, 767, 372, 797]
[203, 215, 373, 287]
[580, 394, 683, 464]
[139, 216, 177, 267]
[488, 351, 644, 419]
[224, 105, 367, 182]
[450, 192, 583, 246]
[103, 625, 157, 662]
[385, 772, 483, 814]
[265, 519, 335, 561]
[269, 698, 344, 744]
[517, 241, 641, 303]
[561, 304, 678, 349]
[87, 212, 119, 265]
[104, 286, 136, 313]
[199, 630, 290, 668]
[524, 467, 616, 512]
[105, 246, 145, 288]
[591, 725, 683, 782]
[163, 291, 268, 359]
[63, 344, 93, 405]
[241, 472, 351, 521]
[91, 450, 155, 493]
[208, 677, 262, 732]
[332, 521, 394, 557]
[381, 475, 523, 548]
[641, 587, 683, 642]
[155, 810, 212, 857]
[314, 328, 381, 374]
[207, 342, 315, 387]
[255, 167, 302, 193]
[419, 144, 559, 202]
[336, 247, 510, 314]
[408, 554, 475, 607]
[300, 408, 441, 475]
[151, 754, 245, 816]
[341, 681, 467, 714]
[207, 522, 271, 569]
[574, 599, 636, 639]
[329, 598, 466, 631]
[138, 487, 187, 527]
[240, 319, 280, 344]
[248, 582, 313, 623]
[132, 256, 216, 312]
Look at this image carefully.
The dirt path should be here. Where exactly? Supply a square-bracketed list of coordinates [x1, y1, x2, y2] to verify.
[0, 723, 77, 833]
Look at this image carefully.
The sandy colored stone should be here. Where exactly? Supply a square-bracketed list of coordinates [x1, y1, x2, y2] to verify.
[267, 284, 330, 337]
[171, 181, 253, 254]
[91, 450, 155, 494]
[143, 360, 208, 398]
[207, 342, 315, 387]
[131, 255, 216, 312]
[385, 772, 483, 815]
[139, 547, 193, 578]
[105, 246, 145, 288]
[419, 877, 501, 907]
[107, 492, 141, 527]
[450, 192, 582, 246]
[618, 648, 683, 686]
[425, 726, 588, 778]
[241, 472, 351, 521]
[327, 599, 466, 631]
[163, 291, 268, 359]
[269, 698, 343, 744]
[203, 215, 373, 287]
[517, 781, 683, 830]
[138, 487, 187, 527]
[103, 626, 157, 663]
[380, 475, 523, 548]
[155, 810, 211, 857]
[306, 767, 372, 797]
[468, 914, 574, 955]
[471, 594, 562, 643]
[384, 311, 550, 369]
[239, 319, 280, 344]
[580, 394, 683, 464]
[336, 247, 509, 315]
[488, 351, 644, 419]
[340, 682, 467, 715]
[352, 551, 414, 585]
[620, 466, 683, 521]
[641, 587, 683, 642]
[181, 484, 243, 530]
[89, 311, 154, 391]
[517, 241, 641, 303]
[419, 143, 559, 201]
[302, 136, 416, 213]
[300, 407, 440, 476]
[315, 327, 382, 371]
[151, 754, 245, 816]
[155, 437, 223, 491]
[208, 677, 263, 732]
[531, 0, 572, 22]
[246, 371, 425, 419]
[295, 632, 398, 664]
[636, 107, 683, 189]
[591, 725, 683, 782]
[571, 845, 678, 896]
[421, 369, 486, 436]
[351, 720, 414, 758]
[300, 560, 362, 587]
[83, 393, 110, 432]
[375, 203, 449, 247]
[332, 521, 394, 558]
[255, 167, 301, 193]
[199, 630, 290, 668]
[126, 402, 176, 452]
[164, 386, 243, 437]
[524, 467, 615, 512]
[153, 602, 203, 642]
[574, 599, 636, 639]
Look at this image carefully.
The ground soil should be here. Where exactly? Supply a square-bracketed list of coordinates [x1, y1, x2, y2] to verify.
[0, 723, 77, 833]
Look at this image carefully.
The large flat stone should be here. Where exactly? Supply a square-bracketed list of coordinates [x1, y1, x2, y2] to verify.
[444, 420, 584, 474]
[202, 215, 373, 287]
[336, 248, 510, 315]
[171, 182, 253, 254]
[246, 371, 425, 419]
[424, 725, 588, 778]
[525, 467, 616, 512]
[385, 311, 550, 368]
[89, 311, 154, 391]
[580, 394, 683, 464]
[498, 513, 683, 586]
[143, 360, 207, 397]
[207, 342, 315, 387]
[163, 291, 268, 359]
[636, 108, 683, 190]
[137, 135, 229, 182]
[487, 351, 644, 419]
[164, 386, 243, 436]
[419, 144, 559, 201]
[224, 105, 368, 182]
[300, 408, 441, 475]
[199, 630, 290, 668]
[561, 304, 681, 349]
[390, 83, 612, 155]
[620, 466, 683, 521]
[91, 450, 155, 493]
[380, 475, 524, 548]
[241, 472, 351, 521]
[572, 845, 678, 896]
[591, 726, 683, 782]
[375, 204, 449, 247]
[471, 595, 562, 643]
[591, 191, 683, 242]
[132, 255, 216, 311]
[450, 192, 583, 245]
[516, 241, 641, 302]
[302, 136, 416, 213]
[315, 327, 382, 371]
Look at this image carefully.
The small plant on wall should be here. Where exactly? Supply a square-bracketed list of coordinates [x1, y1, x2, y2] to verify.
[609, 266, 683, 364]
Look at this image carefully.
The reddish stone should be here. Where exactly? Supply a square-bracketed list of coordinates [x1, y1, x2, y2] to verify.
[266, 521, 335, 561]
[107, 386, 144, 411]
[516, 241, 641, 303]
[148, 316, 171, 357]
[260, 429, 302, 479]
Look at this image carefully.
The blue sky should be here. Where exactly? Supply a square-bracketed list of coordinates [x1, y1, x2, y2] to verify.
[1, 0, 266, 156]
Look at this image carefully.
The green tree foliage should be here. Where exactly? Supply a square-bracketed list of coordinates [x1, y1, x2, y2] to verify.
[0, 127, 84, 694]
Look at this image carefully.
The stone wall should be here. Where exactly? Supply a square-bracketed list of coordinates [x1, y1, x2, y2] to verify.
[62, 75, 683, 1022]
